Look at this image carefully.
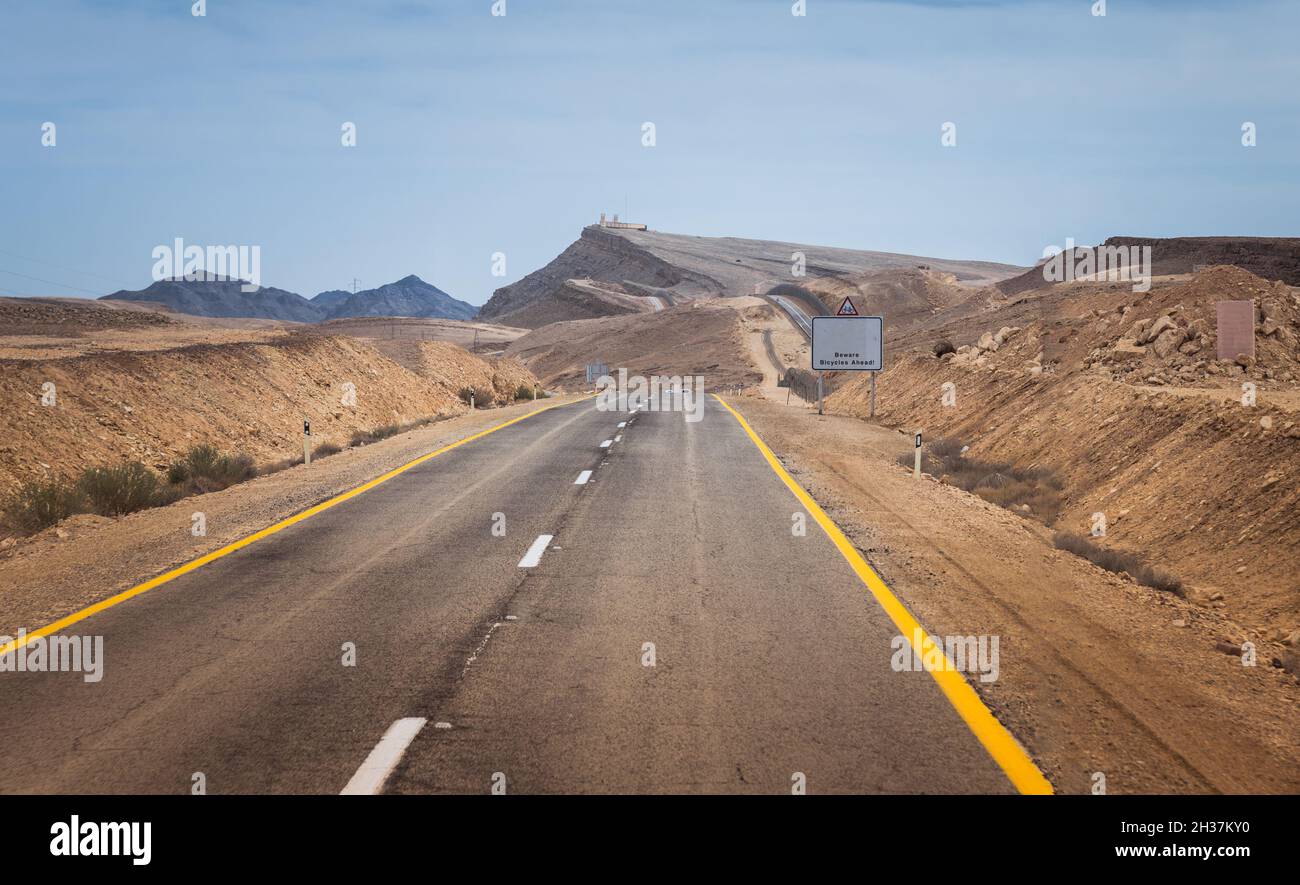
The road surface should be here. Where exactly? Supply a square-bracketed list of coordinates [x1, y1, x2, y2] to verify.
[0, 397, 1031, 794]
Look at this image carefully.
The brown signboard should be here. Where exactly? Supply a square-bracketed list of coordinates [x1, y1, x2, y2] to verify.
[1216, 300, 1256, 362]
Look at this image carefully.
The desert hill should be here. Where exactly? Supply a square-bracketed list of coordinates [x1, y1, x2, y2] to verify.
[997, 236, 1300, 297]
[478, 225, 1026, 329]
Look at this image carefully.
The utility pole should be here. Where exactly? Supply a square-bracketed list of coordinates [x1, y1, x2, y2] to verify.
[351, 278, 361, 294]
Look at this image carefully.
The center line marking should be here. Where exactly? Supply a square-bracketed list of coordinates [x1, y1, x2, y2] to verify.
[575, 470, 592, 485]
[518, 533, 553, 568]
[600, 439, 613, 448]
[341, 717, 427, 795]
[614, 434, 622, 442]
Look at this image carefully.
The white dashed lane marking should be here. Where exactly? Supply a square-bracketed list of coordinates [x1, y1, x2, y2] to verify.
[340, 717, 427, 795]
[575, 470, 593, 485]
[518, 534, 554, 568]
[600, 439, 612, 448]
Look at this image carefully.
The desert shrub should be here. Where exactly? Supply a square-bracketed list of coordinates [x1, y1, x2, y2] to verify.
[934, 340, 956, 358]
[350, 416, 442, 447]
[515, 383, 535, 401]
[901, 437, 1065, 524]
[259, 456, 303, 475]
[928, 437, 966, 462]
[166, 445, 255, 493]
[2, 479, 86, 534]
[77, 462, 162, 516]
[313, 442, 342, 459]
[1053, 533, 1184, 596]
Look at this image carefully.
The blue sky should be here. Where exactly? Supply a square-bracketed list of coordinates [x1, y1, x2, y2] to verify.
[1, 0, 1297, 306]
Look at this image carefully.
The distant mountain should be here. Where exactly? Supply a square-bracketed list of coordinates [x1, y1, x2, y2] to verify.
[101, 275, 477, 323]
[311, 289, 352, 312]
[323, 275, 477, 321]
[101, 277, 323, 323]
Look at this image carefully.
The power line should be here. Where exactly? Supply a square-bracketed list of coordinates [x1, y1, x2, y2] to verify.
[0, 247, 136, 289]
[0, 267, 103, 296]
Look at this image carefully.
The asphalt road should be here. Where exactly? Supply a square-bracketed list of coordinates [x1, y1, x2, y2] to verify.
[0, 397, 1017, 794]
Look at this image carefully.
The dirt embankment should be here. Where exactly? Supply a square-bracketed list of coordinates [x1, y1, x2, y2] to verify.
[0, 334, 537, 493]
[803, 267, 977, 328]
[506, 299, 762, 390]
[827, 266, 1300, 638]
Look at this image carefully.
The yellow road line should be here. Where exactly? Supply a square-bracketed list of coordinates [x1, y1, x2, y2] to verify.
[0, 397, 587, 658]
[713, 395, 1054, 795]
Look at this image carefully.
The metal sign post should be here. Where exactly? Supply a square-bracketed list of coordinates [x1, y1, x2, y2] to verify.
[817, 372, 824, 415]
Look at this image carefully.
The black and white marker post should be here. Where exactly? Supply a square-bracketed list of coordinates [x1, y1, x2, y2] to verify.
[913, 430, 923, 479]
[303, 418, 312, 467]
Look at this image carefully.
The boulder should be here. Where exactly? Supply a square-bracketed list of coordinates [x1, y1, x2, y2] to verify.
[1152, 327, 1187, 358]
[1143, 315, 1178, 344]
[1111, 340, 1147, 361]
[1127, 318, 1153, 341]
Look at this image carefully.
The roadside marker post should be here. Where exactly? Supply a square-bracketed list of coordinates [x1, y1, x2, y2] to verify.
[913, 431, 923, 479]
[303, 419, 312, 466]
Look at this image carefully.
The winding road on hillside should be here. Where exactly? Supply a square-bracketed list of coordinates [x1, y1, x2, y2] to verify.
[0, 397, 1046, 794]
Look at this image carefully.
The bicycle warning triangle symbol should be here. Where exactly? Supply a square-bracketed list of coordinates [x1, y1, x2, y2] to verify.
[836, 297, 859, 316]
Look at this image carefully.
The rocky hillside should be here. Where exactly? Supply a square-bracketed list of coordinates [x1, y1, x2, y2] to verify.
[997, 236, 1300, 296]
[479, 225, 1025, 329]
[827, 265, 1300, 637]
[0, 334, 537, 492]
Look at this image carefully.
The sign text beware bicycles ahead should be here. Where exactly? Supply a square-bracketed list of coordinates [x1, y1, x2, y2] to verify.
[811, 315, 883, 371]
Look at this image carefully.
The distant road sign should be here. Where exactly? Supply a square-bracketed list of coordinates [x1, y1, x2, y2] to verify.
[811, 316, 883, 371]
[836, 297, 859, 316]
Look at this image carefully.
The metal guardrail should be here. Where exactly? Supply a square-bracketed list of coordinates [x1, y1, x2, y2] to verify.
[770, 294, 813, 337]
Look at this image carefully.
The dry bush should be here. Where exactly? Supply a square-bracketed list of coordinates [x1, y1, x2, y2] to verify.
[1053, 532, 1184, 596]
[2, 480, 86, 534]
[900, 436, 1065, 524]
[77, 462, 163, 516]
[166, 444, 256, 494]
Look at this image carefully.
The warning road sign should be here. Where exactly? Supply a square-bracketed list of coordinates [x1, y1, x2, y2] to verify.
[811, 315, 883, 371]
[836, 297, 859, 316]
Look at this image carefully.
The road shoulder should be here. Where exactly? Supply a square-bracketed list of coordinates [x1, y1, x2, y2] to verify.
[731, 393, 1300, 794]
